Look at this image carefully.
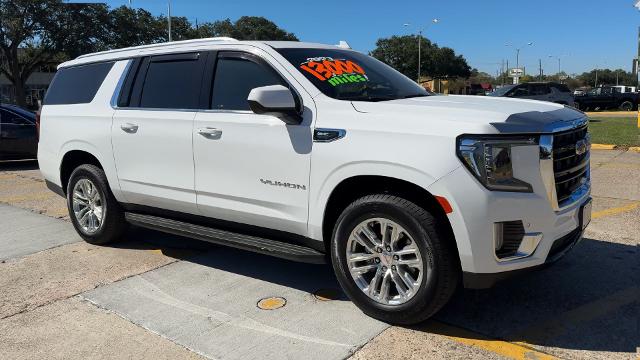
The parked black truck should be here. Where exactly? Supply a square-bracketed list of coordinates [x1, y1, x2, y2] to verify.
[573, 86, 638, 111]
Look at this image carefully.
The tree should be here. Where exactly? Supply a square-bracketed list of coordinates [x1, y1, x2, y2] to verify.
[106, 6, 165, 49]
[0, 0, 108, 107]
[577, 69, 636, 87]
[370, 35, 471, 81]
[197, 16, 298, 41]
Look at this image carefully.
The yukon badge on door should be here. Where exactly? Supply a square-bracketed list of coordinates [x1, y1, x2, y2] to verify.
[260, 178, 307, 190]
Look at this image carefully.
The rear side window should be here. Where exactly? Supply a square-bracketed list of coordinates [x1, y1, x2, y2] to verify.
[211, 55, 285, 111]
[552, 84, 571, 93]
[529, 84, 550, 95]
[138, 53, 204, 109]
[43, 62, 114, 105]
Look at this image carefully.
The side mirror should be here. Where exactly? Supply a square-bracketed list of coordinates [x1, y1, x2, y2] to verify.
[248, 85, 302, 125]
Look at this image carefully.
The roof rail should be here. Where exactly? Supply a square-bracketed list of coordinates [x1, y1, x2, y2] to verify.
[76, 37, 238, 59]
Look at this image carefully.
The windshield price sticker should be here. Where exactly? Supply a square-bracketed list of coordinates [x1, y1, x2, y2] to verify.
[300, 57, 368, 87]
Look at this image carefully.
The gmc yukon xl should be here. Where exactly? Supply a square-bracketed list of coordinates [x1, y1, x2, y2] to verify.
[38, 38, 592, 324]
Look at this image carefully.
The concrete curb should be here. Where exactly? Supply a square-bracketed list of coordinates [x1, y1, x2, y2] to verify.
[591, 144, 618, 150]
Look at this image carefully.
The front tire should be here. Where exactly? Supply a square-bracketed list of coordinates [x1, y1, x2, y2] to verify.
[330, 194, 459, 325]
[66, 164, 127, 245]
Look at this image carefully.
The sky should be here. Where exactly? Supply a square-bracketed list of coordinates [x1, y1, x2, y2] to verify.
[73, 0, 639, 76]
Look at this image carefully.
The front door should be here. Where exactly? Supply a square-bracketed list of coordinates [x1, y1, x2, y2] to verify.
[112, 52, 207, 213]
[193, 51, 313, 235]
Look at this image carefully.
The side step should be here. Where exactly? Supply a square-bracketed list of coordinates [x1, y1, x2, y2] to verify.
[125, 212, 326, 264]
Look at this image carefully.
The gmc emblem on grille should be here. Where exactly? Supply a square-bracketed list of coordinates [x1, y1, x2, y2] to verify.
[575, 139, 588, 155]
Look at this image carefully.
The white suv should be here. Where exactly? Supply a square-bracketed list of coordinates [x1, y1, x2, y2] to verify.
[38, 38, 592, 324]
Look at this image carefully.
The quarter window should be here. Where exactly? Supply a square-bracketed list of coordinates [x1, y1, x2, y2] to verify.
[211, 55, 285, 111]
[139, 54, 203, 109]
[43, 62, 114, 105]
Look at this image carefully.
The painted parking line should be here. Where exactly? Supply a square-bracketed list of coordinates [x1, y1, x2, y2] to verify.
[592, 201, 640, 220]
[425, 321, 557, 360]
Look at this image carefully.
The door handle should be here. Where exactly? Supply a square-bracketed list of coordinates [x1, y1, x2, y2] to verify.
[120, 123, 139, 133]
[197, 127, 222, 139]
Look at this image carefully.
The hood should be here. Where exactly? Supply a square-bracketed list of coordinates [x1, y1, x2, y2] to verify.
[350, 95, 585, 134]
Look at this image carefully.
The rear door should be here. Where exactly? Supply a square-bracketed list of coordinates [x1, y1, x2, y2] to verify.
[112, 52, 207, 213]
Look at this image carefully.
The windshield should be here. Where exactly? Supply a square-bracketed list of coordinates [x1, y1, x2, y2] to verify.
[488, 85, 515, 97]
[276, 48, 430, 102]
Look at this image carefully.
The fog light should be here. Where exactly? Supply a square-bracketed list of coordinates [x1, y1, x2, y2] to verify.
[494, 220, 525, 259]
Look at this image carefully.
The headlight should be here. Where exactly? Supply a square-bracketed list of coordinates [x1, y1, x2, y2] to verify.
[456, 135, 537, 192]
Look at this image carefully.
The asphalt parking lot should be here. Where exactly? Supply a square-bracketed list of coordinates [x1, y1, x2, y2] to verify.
[0, 149, 638, 360]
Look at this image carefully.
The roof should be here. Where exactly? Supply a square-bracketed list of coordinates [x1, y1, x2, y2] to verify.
[61, 38, 350, 69]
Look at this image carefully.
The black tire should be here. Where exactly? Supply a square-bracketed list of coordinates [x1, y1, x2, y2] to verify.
[619, 101, 633, 112]
[573, 101, 581, 111]
[330, 194, 459, 325]
[66, 164, 127, 245]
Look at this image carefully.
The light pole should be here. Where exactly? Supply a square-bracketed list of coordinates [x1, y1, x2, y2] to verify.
[505, 42, 533, 84]
[404, 18, 439, 83]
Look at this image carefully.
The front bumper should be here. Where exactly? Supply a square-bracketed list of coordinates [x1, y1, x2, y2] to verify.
[427, 158, 591, 284]
[462, 226, 584, 289]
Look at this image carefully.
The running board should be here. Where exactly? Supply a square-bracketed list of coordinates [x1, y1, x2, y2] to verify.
[125, 212, 326, 264]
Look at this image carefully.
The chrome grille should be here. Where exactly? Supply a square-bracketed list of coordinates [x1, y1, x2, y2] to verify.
[552, 125, 589, 205]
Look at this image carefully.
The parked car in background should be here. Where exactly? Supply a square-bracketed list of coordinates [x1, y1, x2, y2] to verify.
[0, 104, 38, 160]
[488, 82, 575, 107]
[612, 85, 636, 94]
[573, 86, 638, 111]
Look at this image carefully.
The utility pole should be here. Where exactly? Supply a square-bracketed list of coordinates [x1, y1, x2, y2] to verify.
[167, 0, 172, 42]
[501, 59, 505, 86]
[506, 59, 509, 84]
[417, 30, 422, 83]
[539, 59, 543, 81]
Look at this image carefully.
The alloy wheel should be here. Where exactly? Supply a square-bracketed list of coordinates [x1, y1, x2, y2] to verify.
[346, 217, 429, 305]
[72, 178, 104, 234]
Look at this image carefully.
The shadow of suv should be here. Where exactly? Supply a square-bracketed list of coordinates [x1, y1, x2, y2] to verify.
[489, 82, 575, 107]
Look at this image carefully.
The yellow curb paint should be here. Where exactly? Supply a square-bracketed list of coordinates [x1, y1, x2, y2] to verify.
[592, 201, 640, 219]
[426, 321, 557, 360]
[257, 297, 286, 310]
[630, 146, 640, 152]
[590, 143, 617, 150]
[586, 111, 635, 116]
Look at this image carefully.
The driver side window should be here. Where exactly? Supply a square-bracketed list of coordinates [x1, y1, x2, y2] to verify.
[211, 54, 286, 111]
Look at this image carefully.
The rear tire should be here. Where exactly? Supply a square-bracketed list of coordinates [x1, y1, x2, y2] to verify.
[66, 164, 127, 245]
[330, 194, 459, 325]
[619, 101, 633, 112]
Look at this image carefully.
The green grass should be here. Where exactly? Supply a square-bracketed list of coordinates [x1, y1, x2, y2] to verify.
[588, 116, 640, 147]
